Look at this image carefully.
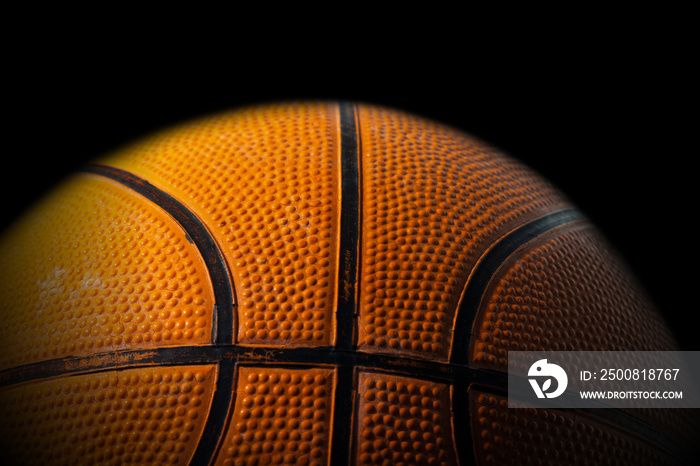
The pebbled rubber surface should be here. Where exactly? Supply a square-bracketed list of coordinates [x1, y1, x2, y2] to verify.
[0, 102, 694, 465]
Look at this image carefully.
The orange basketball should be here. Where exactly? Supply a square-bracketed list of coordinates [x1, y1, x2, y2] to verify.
[0, 102, 695, 465]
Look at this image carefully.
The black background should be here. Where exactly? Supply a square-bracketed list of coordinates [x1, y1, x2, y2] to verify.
[3, 12, 696, 350]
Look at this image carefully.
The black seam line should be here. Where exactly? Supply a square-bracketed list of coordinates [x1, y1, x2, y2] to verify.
[336, 102, 361, 352]
[81, 164, 235, 346]
[449, 208, 585, 366]
[333, 102, 361, 466]
[0, 345, 498, 389]
[190, 358, 235, 466]
[451, 378, 474, 466]
[0, 345, 684, 460]
[330, 365, 355, 466]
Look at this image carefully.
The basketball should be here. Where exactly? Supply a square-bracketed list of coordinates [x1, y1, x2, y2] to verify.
[0, 101, 696, 465]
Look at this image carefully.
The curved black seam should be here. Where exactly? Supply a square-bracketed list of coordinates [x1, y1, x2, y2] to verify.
[81, 164, 235, 346]
[449, 208, 585, 366]
[449, 208, 584, 466]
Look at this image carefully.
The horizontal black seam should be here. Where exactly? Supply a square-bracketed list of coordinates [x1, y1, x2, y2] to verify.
[0, 345, 494, 388]
[0, 345, 685, 461]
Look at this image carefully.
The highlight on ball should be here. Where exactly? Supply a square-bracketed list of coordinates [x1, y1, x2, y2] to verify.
[0, 101, 696, 465]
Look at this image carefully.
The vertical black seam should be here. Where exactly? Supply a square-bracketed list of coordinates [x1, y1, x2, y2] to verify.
[330, 364, 356, 466]
[331, 102, 362, 466]
[452, 379, 476, 466]
[336, 102, 361, 352]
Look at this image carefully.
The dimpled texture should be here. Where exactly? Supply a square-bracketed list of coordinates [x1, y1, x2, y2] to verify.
[356, 105, 570, 360]
[0, 174, 214, 370]
[101, 103, 338, 346]
[0, 365, 216, 466]
[468, 223, 699, 458]
[355, 371, 456, 466]
[0, 102, 694, 465]
[470, 389, 678, 465]
[471, 223, 677, 371]
[215, 367, 334, 466]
